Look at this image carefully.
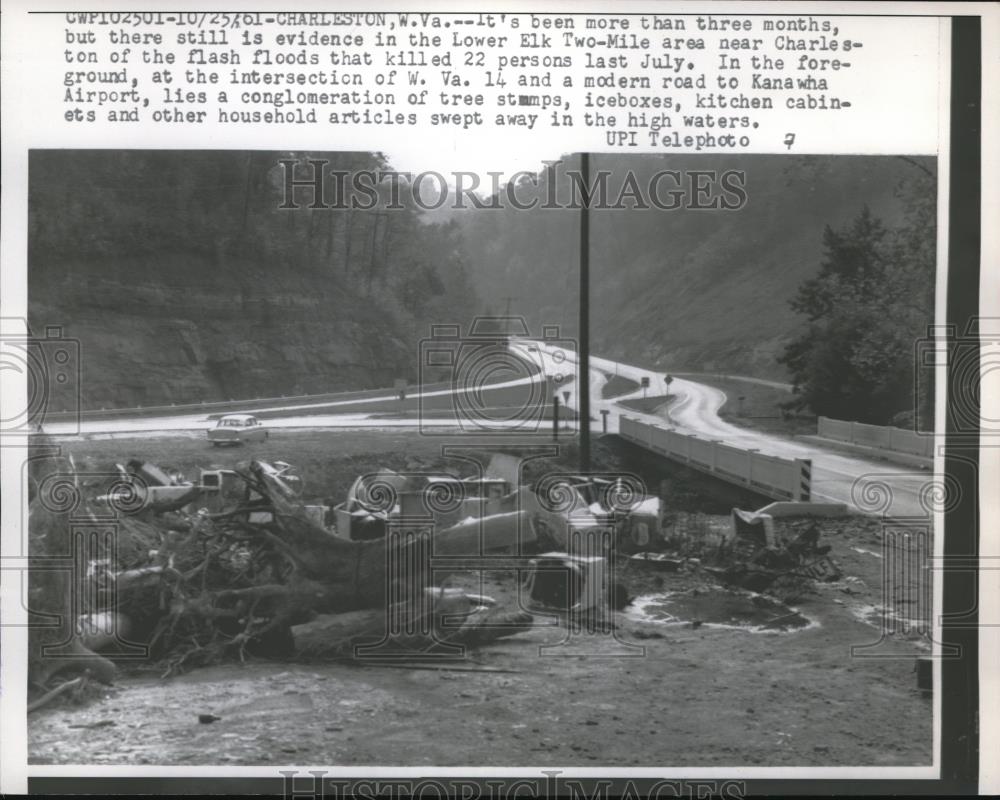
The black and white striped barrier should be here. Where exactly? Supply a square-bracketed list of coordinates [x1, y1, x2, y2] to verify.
[799, 459, 811, 502]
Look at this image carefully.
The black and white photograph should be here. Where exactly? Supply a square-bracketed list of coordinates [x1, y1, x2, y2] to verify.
[22, 149, 940, 768]
[0, 2, 994, 797]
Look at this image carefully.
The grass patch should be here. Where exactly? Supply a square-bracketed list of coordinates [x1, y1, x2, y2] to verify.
[56, 429, 610, 508]
[56, 425, 731, 513]
[618, 394, 674, 415]
[683, 375, 816, 437]
[61, 430, 475, 506]
[601, 374, 640, 399]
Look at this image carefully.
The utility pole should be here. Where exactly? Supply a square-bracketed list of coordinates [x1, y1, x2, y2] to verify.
[578, 152, 591, 473]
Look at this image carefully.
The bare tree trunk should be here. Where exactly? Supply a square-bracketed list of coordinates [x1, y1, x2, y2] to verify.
[241, 153, 253, 235]
[326, 209, 336, 259]
[344, 210, 355, 275]
[381, 215, 391, 267]
[306, 208, 318, 260]
[367, 213, 381, 294]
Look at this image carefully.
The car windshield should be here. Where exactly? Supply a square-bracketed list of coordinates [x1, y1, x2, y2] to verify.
[219, 418, 246, 428]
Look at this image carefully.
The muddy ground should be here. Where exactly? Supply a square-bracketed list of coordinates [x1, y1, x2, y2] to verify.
[28, 431, 931, 767]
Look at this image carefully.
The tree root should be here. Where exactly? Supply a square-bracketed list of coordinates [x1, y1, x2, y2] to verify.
[28, 675, 87, 714]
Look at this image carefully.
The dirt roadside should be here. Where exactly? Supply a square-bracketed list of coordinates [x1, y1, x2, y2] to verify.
[28, 481, 931, 767]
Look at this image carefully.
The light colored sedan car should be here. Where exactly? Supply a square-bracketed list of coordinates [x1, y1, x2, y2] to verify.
[208, 414, 269, 446]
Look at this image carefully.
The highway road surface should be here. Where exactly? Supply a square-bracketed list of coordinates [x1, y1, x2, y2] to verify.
[42, 336, 934, 516]
[41, 366, 553, 436]
[671, 372, 795, 391]
[511, 339, 936, 518]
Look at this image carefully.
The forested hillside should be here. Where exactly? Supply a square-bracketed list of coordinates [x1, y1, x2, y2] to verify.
[29, 151, 935, 424]
[29, 151, 478, 409]
[454, 154, 936, 386]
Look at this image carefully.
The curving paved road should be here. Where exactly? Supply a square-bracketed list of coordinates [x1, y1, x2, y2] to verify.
[512, 338, 935, 517]
[671, 372, 794, 391]
[41, 335, 934, 516]
[41, 367, 551, 437]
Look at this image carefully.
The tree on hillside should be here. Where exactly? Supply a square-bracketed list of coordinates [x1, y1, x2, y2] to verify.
[779, 188, 936, 426]
[28, 151, 486, 405]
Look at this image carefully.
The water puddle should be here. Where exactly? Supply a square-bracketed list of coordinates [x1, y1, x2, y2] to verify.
[629, 588, 813, 632]
[851, 603, 930, 635]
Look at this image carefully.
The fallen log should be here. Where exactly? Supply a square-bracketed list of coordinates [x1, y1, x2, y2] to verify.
[293, 587, 532, 659]
[29, 451, 540, 683]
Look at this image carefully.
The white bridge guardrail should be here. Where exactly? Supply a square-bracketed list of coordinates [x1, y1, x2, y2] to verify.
[817, 416, 933, 459]
[619, 416, 812, 502]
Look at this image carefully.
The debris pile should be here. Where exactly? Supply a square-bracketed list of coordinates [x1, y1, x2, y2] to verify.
[332, 468, 534, 554]
[711, 510, 842, 600]
[625, 502, 843, 603]
[27, 448, 653, 709]
[27, 435, 841, 710]
[27, 456, 542, 706]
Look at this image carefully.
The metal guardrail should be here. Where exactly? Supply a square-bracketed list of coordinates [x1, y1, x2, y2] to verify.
[619, 416, 812, 502]
[817, 416, 933, 459]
